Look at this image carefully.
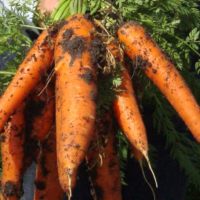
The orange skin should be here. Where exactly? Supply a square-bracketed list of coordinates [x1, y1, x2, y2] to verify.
[0, 100, 26, 200]
[30, 80, 55, 142]
[24, 79, 55, 169]
[118, 21, 200, 143]
[54, 14, 97, 195]
[33, 125, 64, 200]
[130, 144, 143, 163]
[86, 113, 122, 200]
[107, 41, 148, 159]
[0, 28, 56, 133]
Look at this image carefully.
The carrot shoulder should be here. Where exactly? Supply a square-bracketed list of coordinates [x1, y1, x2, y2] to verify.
[0, 28, 56, 133]
[118, 21, 200, 143]
[0, 100, 26, 200]
[55, 14, 100, 196]
[33, 125, 64, 200]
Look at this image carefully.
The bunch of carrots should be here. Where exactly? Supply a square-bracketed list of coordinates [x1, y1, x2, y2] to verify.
[1, 0, 200, 199]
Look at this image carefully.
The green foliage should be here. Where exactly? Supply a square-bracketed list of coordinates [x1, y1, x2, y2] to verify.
[112, 0, 200, 71]
[0, 66, 17, 94]
[0, 0, 33, 69]
[96, 63, 124, 118]
[138, 68, 200, 189]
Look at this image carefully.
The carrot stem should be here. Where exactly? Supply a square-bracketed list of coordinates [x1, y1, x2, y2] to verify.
[0, 71, 16, 75]
[90, 0, 101, 15]
[50, 0, 67, 19]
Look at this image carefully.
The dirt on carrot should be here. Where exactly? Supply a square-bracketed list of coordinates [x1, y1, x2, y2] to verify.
[86, 112, 122, 200]
[54, 14, 102, 197]
[0, 23, 60, 133]
[118, 21, 200, 143]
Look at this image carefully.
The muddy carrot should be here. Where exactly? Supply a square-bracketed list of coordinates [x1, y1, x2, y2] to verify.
[33, 125, 64, 200]
[0, 27, 57, 133]
[86, 113, 122, 200]
[118, 21, 200, 143]
[24, 78, 55, 169]
[108, 41, 148, 164]
[0, 100, 27, 200]
[54, 14, 101, 197]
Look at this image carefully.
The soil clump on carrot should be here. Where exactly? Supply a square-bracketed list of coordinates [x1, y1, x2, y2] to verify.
[79, 69, 94, 84]
[39, 156, 49, 177]
[34, 181, 46, 190]
[89, 36, 104, 65]
[3, 181, 16, 197]
[60, 36, 87, 66]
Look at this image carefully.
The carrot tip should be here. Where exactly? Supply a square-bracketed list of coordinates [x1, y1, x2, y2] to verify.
[67, 171, 72, 200]
[144, 154, 158, 188]
[139, 161, 156, 200]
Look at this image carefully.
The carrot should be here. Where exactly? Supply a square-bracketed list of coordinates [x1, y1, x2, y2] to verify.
[33, 125, 64, 200]
[105, 40, 157, 187]
[108, 41, 148, 163]
[118, 21, 200, 143]
[0, 100, 27, 200]
[54, 14, 100, 197]
[86, 113, 122, 200]
[0, 27, 57, 133]
[23, 78, 55, 170]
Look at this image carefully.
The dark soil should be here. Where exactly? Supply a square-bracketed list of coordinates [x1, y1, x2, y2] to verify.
[39, 155, 49, 177]
[89, 36, 105, 66]
[79, 69, 94, 84]
[59, 36, 87, 67]
[62, 28, 73, 40]
[90, 88, 96, 102]
[3, 181, 16, 197]
[132, 55, 152, 71]
[34, 181, 46, 190]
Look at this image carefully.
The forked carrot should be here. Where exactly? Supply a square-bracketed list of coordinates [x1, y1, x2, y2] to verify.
[0, 27, 57, 133]
[86, 113, 122, 200]
[118, 21, 200, 143]
[55, 14, 99, 197]
[0, 100, 27, 200]
[33, 125, 64, 200]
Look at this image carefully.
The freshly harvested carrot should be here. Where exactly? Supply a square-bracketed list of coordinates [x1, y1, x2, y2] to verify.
[0, 100, 27, 200]
[118, 21, 200, 143]
[33, 125, 64, 200]
[108, 41, 148, 162]
[86, 113, 122, 200]
[107, 41, 157, 187]
[24, 78, 55, 169]
[28, 79, 55, 142]
[0, 27, 57, 133]
[55, 14, 100, 197]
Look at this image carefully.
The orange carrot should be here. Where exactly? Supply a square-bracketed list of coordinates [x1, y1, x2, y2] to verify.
[86, 113, 122, 200]
[118, 21, 200, 143]
[33, 125, 64, 200]
[105, 41, 157, 187]
[54, 14, 100, 197]
[0, 27, 57, 133]
[24, 78, 55, 169]
[0, 100, 27, 200]
[108, 41, 148, 163]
